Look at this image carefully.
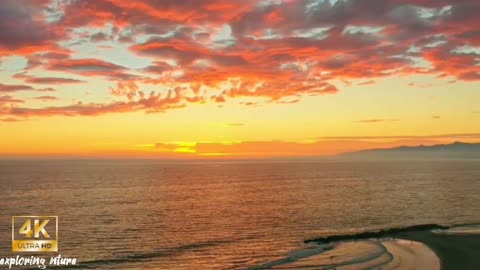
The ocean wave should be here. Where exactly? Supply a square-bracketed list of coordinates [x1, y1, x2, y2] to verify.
[38, 238, 243, 270]
[249, 243, 335, 269]
[304, 224, 449, 244]
[433, 224, 480, 235]
[250, 239, 440, 270]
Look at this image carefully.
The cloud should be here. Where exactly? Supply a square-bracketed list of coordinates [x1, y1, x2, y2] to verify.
[141, 61, 174, 74]
[36, 58, 140, 81]
[358, 80, 375, 86]
[32, 95, 59, 102]
[0, 95, 24, 114]
[60, 0, 250, 28]
[356, 118, 400, 123]
[1, 0, 480, 118]
[315, 133, 480, 140]
[109, 81, 139, 100]
[47, 58, 128, 77]
[0, 84, 56, 94]
[212, 95, 225, 103]
[0, 95, 24, 104]
[0, 117, 22, 122]
[14, 73, 86, 84]
[37, 87, 56, 92]
[0, 83, 34, 92]
[209, 123, 245, 127]
[90, 32, 110, 42]
[0, 0, 64, 55]
[2, 87, 203, 117]
[25, 48, 73, 67]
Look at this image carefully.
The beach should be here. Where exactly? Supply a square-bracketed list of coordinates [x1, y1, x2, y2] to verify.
[399, 228, 480, 270]
[251, 224, 480, 269]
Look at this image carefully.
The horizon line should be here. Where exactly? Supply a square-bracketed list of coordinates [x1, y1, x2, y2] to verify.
[1, 140, 479, 160]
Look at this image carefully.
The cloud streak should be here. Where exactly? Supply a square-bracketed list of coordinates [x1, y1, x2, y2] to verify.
[33, 95, 59, 102]
[0, 95, 24, 104]
[14, 73, 86, 84]
[0, 83, 34, 93]
[4, 87, 202, 117]
[356, 118, 400, 123]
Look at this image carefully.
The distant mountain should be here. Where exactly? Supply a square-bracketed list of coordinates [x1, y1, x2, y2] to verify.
[338, 142, 480, 160]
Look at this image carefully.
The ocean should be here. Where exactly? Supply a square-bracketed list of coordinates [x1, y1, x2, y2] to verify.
[0, 160, 479, 269]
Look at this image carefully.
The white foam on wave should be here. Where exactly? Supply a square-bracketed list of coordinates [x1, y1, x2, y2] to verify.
[434, 224, 480, 235]
[252, 239, 440, 270]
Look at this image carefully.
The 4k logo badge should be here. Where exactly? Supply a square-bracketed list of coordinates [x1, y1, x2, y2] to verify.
[12, 216, 58, 252]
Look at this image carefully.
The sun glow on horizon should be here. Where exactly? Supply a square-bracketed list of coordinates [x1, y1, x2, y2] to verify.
[0, 0, 479, 158]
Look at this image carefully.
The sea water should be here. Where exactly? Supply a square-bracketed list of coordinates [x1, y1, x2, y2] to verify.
[0, 160, 478, 269]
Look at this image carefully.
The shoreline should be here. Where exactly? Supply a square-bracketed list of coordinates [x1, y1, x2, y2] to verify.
[303, 224, 480, 270]
[398, 230, 480, 270]
[304, 224, 449, 244]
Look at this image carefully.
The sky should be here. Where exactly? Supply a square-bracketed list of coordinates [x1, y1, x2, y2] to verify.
[0, 0, 479, 158]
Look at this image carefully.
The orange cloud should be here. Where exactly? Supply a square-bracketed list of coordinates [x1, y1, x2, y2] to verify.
[1, 0, 480, 119]
[3, 87, 202, 117]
